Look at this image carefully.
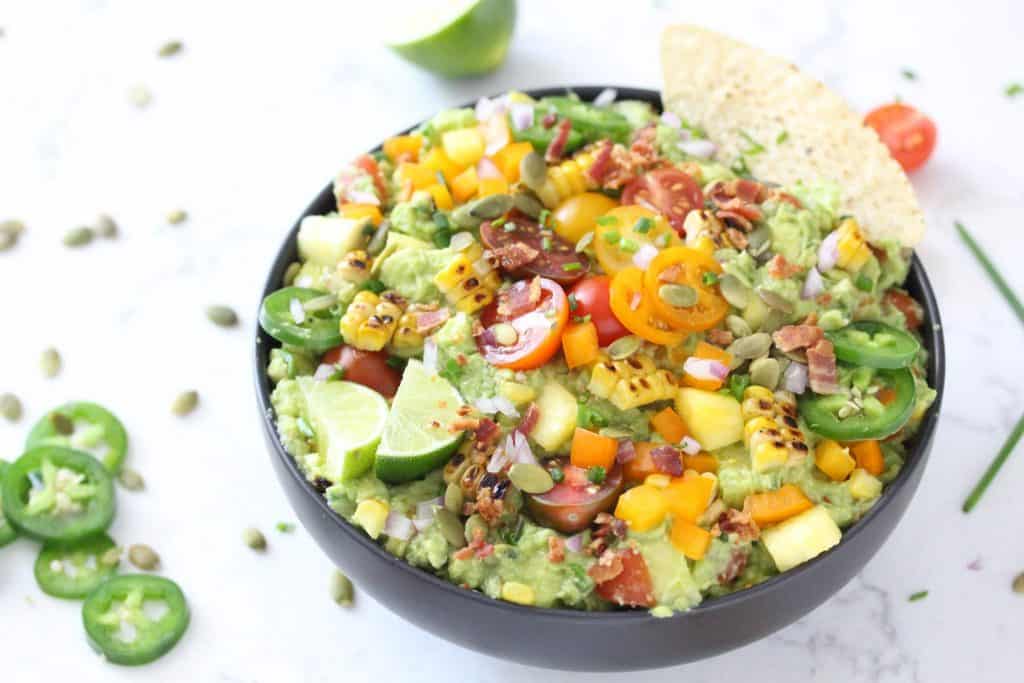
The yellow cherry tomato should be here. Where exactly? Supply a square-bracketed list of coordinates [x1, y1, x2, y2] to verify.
[594, 205, 681, 275]
[608, 268, 686, 346]
[551, 192, 619, 244]
[643, 247, 728, 332]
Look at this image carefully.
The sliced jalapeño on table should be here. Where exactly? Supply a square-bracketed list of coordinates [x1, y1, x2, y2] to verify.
[26, 401, 128, 474]
[34, 532, 119, 599]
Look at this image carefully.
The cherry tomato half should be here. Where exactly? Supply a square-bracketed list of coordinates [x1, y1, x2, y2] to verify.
[608, 268, 686, 346]
[568, 276, 630, 346]
[590, 547, 656, 607]
[524, 463, 625, 533]
[621, 168, 703, 233]
[593, 205, 680, 276]
[321, 345, 401, 398]
[864, 103, 936, 172]
[644, 247, 728, 332]
[477, 278, 569, 370]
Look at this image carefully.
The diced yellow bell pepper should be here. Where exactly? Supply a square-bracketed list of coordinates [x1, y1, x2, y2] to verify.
[442, 128, 485, 167]
[382, 134, 422, 162]
[338, 203, 383, 226]
[614, 484, 668, 532]
[423, 184, 453, 211]
[395, 162, 437, 190]
[492, 141, 534, 182]
[815, 439, 856, 481]
[478, 174, 509, 198]
[450, 166, 480, 204]
[420, 147, 463, 185]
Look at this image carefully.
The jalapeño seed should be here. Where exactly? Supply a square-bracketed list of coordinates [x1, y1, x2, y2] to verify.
[128, 544, 160, 571]
[520, 152, 548, 192]
[434, 508, 466, 549]
[157, 40, 183, 58]
[171, 390, 199, 416]
[331, 570, 354, 606]
[118, 468, 145, 491]
[243, 527, 267, 551]
[608, 335, 642, 360]
[63, 226, 94, 248]
[491, 322, 518, 346]
[444, 482, 464, 514]
[0, 393, 22, 422]
[283, 262, 301, 286]
[167, 209, 188, 225]
[50, 411, 73, 435]
[658, 283, 698, 308]
[40, 347, 61, 378]
[718, 274, 751, 309]
[206, 305, 238, 327]
[94, 214, 118, 238]
[508, 463, 554, 494]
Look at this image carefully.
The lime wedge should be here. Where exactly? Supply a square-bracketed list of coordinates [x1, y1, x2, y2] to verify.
[375, 359, 466, 483]
[386, 0, 516, 78]
[300, 379, 389, 482]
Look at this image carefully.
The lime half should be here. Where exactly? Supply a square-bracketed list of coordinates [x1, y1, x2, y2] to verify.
[386, 0, 516, 78]
[375, 359, 466, 483]
[300, 379, 389, 482]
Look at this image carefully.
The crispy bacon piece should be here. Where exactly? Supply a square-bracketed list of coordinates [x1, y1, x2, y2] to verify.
[615, 439, 637, 464]
[770, 190, 803, 208]
[885, 290, 923, 329]
[588, 549, 624, 584]
[767, 254, 803, 279]
[773, 324, 824, 352]
[629, 124, 659, 164]
[545, 118, 572, 163]
[496, 277, 542, 319]
[516, 403, 540, 436]
[706, 329, 734, 347]
[547, 536, 565, 564]
[718, 549, 749, 584]
[650, 445, 683, 477]
[593, 512, 628, 539]
[474, 417, 501, 445]
[716, 509, 760, 542]
[708, 178, 768, 205]
[807, 338, 840, 394]
[715, 210, 754, 233]
[414, 308, 450, 334]
[586, 139, 614, 184]
[724, 227, 749, 249]
[489, 242, 540, 272]
[717, 197, 763, 222]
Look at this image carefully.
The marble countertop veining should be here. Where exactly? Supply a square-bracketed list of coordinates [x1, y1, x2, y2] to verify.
[1, 0, 1022, 681]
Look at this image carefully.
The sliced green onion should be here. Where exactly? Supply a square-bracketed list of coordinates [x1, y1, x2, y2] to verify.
[956, 221, 1024, 326]
[963, 409, 1024, 513]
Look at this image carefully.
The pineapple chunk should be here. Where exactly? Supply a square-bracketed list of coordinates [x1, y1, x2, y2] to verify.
[761, 505, 841, 572]
[675, 388, 743, 451]
[297, 215, 369, 267]
[499, 381, 536, 407]
[531, 381, 578, 452]
[353, 499, 390, 540]
[848, 468, 883, 500]
[441, 128, 485, 166]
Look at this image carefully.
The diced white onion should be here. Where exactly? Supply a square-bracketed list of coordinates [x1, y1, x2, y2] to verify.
[509, 102, 534, 131]
[347, 190, 380, 206]
[449, 231, 475, 252]
[422, 338, 438, 373]
[818, 230, 840, 271]
[677, 139, 717, 159]
[474, 396, 520, 417]
[416, 497, 443, 520]
[684, 357, 729, 381]
[632, 243, 659, 269]
[289, 298, 305, 325]
[472, 255, 494, 276]
[384, 512, 415, 541]
[680, 436, 702, 456]
[660, 111, 681, 128]
[593, 88, 617, 107]
[802, 267, 825, 299]
[412, 516, 434, 532]
[487, 447, 511, 473]
[475, 96, 496, 121]
[782, 362, 809, 394]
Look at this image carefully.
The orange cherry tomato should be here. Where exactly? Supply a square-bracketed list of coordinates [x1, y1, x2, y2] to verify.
[608, 268, 686, 346]
[477, 278, 569, 370]
[643, 247, 728, 332]
[552, 192, 619, 244]
[864, 103, 936, 172]
[594, 205, 681, 275]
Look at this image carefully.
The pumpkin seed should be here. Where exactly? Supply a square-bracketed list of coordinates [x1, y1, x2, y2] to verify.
[608, 335, 642, 360]
[157, 40, 183, 58]
[63, 226, 94, 248]
[302, 294, 336, 313]
[366, 219, 390, 256]
[728, 332, 773, 360]
[449, 231, 475, 252]
[756, 286, 795, 314]
[50, 412, 73, 435]
[118, 468, 145, 491]
[0, 231, 14, 251]
[519, 151, 548, 192]
[759, 309, 787, 334]
[725, 315, 752, 338]
[508, 463, 554, 494]
[469, 194, 513, 220]
[167, 209, 188, 225]
[206, 305, 238, 327]
[128, 544, 160, 571]
[450, 204, 483, 229]
[512, 192, 544, 219]
[433, 508, 466, 548]
[40, 347, 61, 378]
[0, 393, 22, 422]
[444, 482, 464, 514]
[658, 283, 698, 308]
[1013, 572, 1024, 594]
[171, 390, 199, 416]
[128, 84, 152, 107]
[93, 213, 118, 238]
[747, 227, 772, 255]
[243, 527, 267, 551]
[331, 570, 354, 606]
[283, 261, 301, 286]
[749, 357, 781, 390]
[719, 274, 751, 309]
[464, 513, 488, 544]
[575, 231, 594, 253]
[0, 219, 25, 238]
[100, 546, 122, 568]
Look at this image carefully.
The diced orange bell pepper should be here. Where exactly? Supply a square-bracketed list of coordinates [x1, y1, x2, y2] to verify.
[423, 184, 453, 211]
[382, 134, 423, 163]
[623, 442, 657, 482]
[477, 174, 509, 198]
[337, 203, 383, 226]
[450, 166, 479, 204]
[848, 440, 884, 476]
[562, 321, 600, 370]
[569, 428, 618, 471]
[492, 141, 534, 182]
[420, 147, 463, 185]
[683, 453, 718, 474]
[744, 484, 813, 526]
[670, 518, 712, 560]
[650, 407, 688, 444]
[664, 475, 715, 523]
[682, 341, 734, 391]
[815, 439, 856, 481]
[614, 484, 668, 532]
[395, 162, 437, 190]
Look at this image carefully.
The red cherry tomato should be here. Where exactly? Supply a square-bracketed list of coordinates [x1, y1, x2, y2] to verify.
[477, 278, 569, 370]
[524, 463, 625, 533]
[568, 276, 631, 346]
[864, 103, 936, 172]
[321, 345, 401, 398]
[590, 547, 656, 608]
[621, 168, 704, 233]
[353, 154, 388, 201]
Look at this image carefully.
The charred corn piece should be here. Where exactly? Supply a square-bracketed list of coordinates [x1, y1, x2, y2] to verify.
[388, 304, 430, 356]
[741, 386, 809, 471]
[744, 416, 777, 445]
[589, 356, 676, 410]
[434, 241, 500, 314]
[337, 249, 372, 283]
[339, 290, 404, 351]
[535, 151, 596, 208]
[749, 427, 789, 472]
[834, 218, 872, 272]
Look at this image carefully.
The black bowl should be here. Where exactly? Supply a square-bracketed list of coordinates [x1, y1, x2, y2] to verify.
[254, 86, 945, 671]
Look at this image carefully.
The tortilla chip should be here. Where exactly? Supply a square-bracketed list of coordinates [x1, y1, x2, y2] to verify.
[661, 25, 924, 247]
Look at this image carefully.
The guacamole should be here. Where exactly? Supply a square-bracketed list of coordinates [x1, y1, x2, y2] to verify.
[260, 90, 935, 615]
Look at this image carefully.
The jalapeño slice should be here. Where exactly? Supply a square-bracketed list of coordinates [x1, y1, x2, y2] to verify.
[26, 402, 128, 474]
[826, 321, 921, 369]
[35, 532, 119, 599]
[0, 460, 17, 547]
[259, 287, 343, 352]
[799, 367, 916, 441]
[2, 447, 115, 542]
[82, 574, 189, 666]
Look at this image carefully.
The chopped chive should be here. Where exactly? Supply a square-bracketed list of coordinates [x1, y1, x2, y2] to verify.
[731, 156, 752, 177]
[602, 230, 621, 244]
[361, 279, 386, 294]
[963, 409, 1024, 513]
[633, 217, 653, 234]
[1007, 83, 1024, 98]
[538, 209, 551, 226]
[619, 238, 639, 253]
[541, 236, 552, 251]
[854, 273, 874, 292]
[776, 130, 789, 144]
[276, 522, 296, 533]
[433, 211, 450, 229]
[491, 216, 506, 228]
[596, 215, 619, 227]
[907, 590, 928, 602]
[573, 314, 591, 324]
[386, 356, 406, 370]
[901, 68, 917, 81]
[738, 130, 765, 155]
[955, 221, 1024, 325]
[567, 293, 578, 312]
[561, 262, 582, 272]
[702, 272, 719, 286]
[586, 466, 606, 485]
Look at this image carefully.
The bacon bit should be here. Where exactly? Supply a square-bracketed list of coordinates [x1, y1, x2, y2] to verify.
[516, 403, 540, 436]
[885, 290, 923, 328]
[547, 536, 566, 564]
[476, 543, 494, 559]
[718, 548, 749, 584]
[816, 292, 833, 305]
[772, 324, 824, 352]
[801, 312, 819, 327]
[455, 353, 468, 366]
[628, 124, 659, 165]
[650, 445, 683, 476]
[767, 254, 803, 279]
[489, 242, 540, 272]
[545, 118, 572, 163]
[457, 404, 473, 417]
[496, 277, 542, 319]
[708, 179, 767, 205]
[615, 439, 637, 464]
[414, 308, 451, 334]
[716, 509, 760, 542]
[770, 190, 803, 209]
[807, 338, 840, 394]
[452, 546, 475, 561]
[706, 328, 734, 347]
[586, 139, 614, 184]
[450, 416, 480, 433]
[715, 209, 754, 233]
[474, 417, 501, 445]
[475, 487, 505, 525]
[541, 111, 557, 129]
[587, 549, 625, 584]
[657, 263, 683, 283]
[593, 512, 627, 538]
[629, 292, 642, 311]
[717, 197, 763, 222]
[724, 227, 749, 249]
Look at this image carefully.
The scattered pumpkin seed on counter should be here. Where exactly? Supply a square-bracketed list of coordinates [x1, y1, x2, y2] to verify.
[94, 213, 118, 238]
[118, 468, 145, 491]
[167, 209, 188, 225]
[206, 305, 238, 328]
[0, 219, 25, 251]
[128, 544, 161, 571]
[171, 390, 199, 416]
[128, 84, 152, 107]
[62, 226, 94, 248]
[40, 347, 61, 378]
[157, 40, 183, 58]
[1013, 572, 1024, 594]
[276, 522, 296, 533]
[243, 527, 267, 551]
[1, 392, 22, 422]
[331, 570, 354, 606]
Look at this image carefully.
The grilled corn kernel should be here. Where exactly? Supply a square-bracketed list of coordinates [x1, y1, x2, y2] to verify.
[744, 416, 777, 444]
[339, 290, 405, 351]
[835, 218, 872, 272]
[501, 582, 536, 606]
[535, 152, 596, 208]
[749, 429, 789, 472]
[388, 305, 430, 356]
[741, 396, 775, 421]
[337, 249, 372, 283]
[743, 386, 774, 402]
[434, 242, 499, 314]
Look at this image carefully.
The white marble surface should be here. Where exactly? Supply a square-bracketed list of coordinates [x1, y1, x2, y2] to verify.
[2, 0, 1022, 680]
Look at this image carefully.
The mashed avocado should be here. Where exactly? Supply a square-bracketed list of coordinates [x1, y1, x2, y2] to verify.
[267, 346, 316, 383]
[433, 313, 498, 403]
[389, 191, 442, 243]
[632, 527, 702, 610]
[376, 234, 452, 303]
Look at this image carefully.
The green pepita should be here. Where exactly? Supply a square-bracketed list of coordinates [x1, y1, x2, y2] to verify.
[512, 192, 544, 219]
[206, 305, 238, 327]
[469, 194, 513, 220]
[127, 84, 152, 108]
[464, 513, 489, 544]
[50, 411, 73, 435]
[450, 204, 483, 229]
[658, 283, 698, 308]
[444, 482, 464, 514]
[608, 334, 642, 360]
[167, 209, 188, 225]
[1013, 572, 1024, 594]
[519, 152, 548, 193]
[94, 214, 118, 238]
[0, 231, 15, 252]
[157, 40, 183, 58]
[756, 287, 795, 314]
[746, 227, 772, 255]
[100, 546, 122, 568]
[128, 544, 160, 571]
[331, 569, 354, 606]
[0, 393, 22, 422]
[118, 468, 145, 491]
[508, 463, 554, 494]
[243, 527, 267, 551]
[725, 314, 752, 338]
[63, 226, 94, 248]
[302, 294, 336, 313]
[171, 390, 199, 416]
[728, 332, 773, 360]
[719, 274, 751, 309]
[283, 261, 301, 286]
[433, 508, 466, 549]
[0, 219, 25, 238]
[40, 347, 61, 378]
[759, 309, 787, 334]
[749, 357, 781, 390]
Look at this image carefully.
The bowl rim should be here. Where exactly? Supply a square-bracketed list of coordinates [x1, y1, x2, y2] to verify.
[253, 85, 946, 624]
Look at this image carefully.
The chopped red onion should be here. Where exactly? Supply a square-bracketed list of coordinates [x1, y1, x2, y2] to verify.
[509, 102, 534, 132]
[422, 338, 438, 373]
[289, 298, 305, 325]
[476, 157, 503, 180]
[313, 363, 336, 381]
[650, 445, 684, 476]
[782, 361, 808, 394]
[677, 139, 717, 159]
[684, 357, 729, 381]
[593, 88, 617, 107]
[680, 436, 701, 456]
[616, 439, 636, 464]
[384, 512, 415, 541]
[565, 533, 584, 553]
[487, 447, 511, 473]
[802, 267, 825, 299]
[818, 230, 840, 271]
[632, 243, 659, 269]
[660, 111, 681, 128]
[473, 396, 519, 419]
[475, 95, 508, 122]
[347, 190, 380, 206]
[505, 431, 538, 465]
